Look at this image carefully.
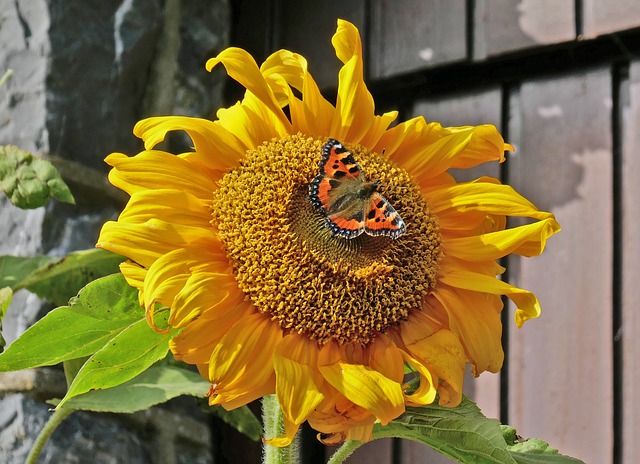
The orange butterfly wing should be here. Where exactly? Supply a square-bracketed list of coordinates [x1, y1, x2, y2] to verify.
[308, 139, 362, 214]
[363, 192, 406, 239]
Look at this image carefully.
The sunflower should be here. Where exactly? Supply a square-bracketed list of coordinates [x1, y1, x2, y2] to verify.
[97, 19, 559, 446]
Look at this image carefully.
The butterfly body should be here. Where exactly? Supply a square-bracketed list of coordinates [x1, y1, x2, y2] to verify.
[308, 139, 406, 239]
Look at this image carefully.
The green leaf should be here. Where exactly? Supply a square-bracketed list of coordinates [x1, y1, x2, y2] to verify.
[63, 357, 90, 387]
[0, 286, 12, 351]
[373, 397, 584, 464]
[375, 397, 515, 463]
[58, 365, 211, 413]
[0, 255, 59, 289]
[0, 286, 11, 320]
[56, 308, 179, 409]
[0, 249, 126, 306]
[0, 145, 74, 208]
[207, 403, 263, 442]
[0, 274, 143, 371]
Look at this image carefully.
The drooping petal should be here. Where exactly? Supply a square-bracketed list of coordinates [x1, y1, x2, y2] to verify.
[427, 180, 555, 221]
[444, 217, 561, 261]
[399, 349, 437, 406]
[274, 334, 325, 425]
[207, 311, 283, 406]
[318, 341, 405, 425]
[430, 285, 504, 375]
[269, 334, 326, 447]
[440, 268, 541, 327]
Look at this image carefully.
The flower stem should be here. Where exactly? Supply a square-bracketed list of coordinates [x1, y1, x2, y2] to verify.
[262, 394, 300, 464]
[25, 406, 74, 464]
[326, 440, 364, 464]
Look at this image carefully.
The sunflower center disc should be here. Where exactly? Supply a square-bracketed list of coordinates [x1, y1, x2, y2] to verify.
[211, 134, 442, 345]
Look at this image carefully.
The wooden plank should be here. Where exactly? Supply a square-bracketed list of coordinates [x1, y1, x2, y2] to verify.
[622, 60, 640, 464]
[369, 0, 466, 79]
[507, 69, 613, 464]
[277, 0, 366, 89]
[473, 0, 575, 59]
[583, 0, 640, 37]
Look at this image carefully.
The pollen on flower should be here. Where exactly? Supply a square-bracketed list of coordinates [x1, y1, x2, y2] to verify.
[211, 134, 442, 345]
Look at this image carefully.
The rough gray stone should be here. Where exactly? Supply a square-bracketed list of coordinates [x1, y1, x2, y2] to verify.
[1, 1, 229, 463]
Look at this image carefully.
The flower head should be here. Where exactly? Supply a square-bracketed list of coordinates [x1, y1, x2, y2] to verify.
[97, 20, 559, 446]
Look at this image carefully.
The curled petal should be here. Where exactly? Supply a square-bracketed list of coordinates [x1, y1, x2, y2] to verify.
[206, 47, 291, 132]
[440, 268, 541, 327]
[318, 342, 404, 425]
[133, 116, 244, 173]
[401, 311, 466, 407]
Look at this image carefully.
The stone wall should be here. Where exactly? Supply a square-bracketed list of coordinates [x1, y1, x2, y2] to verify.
[0, 1, 229, 462]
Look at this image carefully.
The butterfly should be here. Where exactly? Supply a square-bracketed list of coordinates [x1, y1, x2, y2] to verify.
[308, 138, 406, 239]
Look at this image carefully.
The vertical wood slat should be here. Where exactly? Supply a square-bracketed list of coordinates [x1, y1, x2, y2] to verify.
[473, 0, 575, 60]
[582, 0, 640, 37]
[507, 69, 613, 464]
[622, 60, 640, 464]
[368, 0, 467, 79]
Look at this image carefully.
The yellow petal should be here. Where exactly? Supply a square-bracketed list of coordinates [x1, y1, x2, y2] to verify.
[440, 268, 541, 327]
[206, 47, 291, 132]
[366, 333, 405, 383]
[445, 217, 561, 261]
[118, 189, 211, 227]
[401, 310, 466, 406]
[330, 20, 376, 143]
[141, 247, 225, 329]
[208, 311, 283, 404]
[260, 50, 335, 136]
[427, 181, 555, 221]
[105, 151, 216, 199]
[274, 334, 325, 427]
[430, 286, 504, 375]
[119, 261, 146, 290]
[215, 97, 279, 151]
[170, 300, 253, 364]
[318, 342, 404, 425]
[97, 219, 214, 268]
[387, 122, 507, 180]
[133, 116, 244, 172]
[264, 416, 301, 448]
[169, 271, 243, 328]
[399, 350, 437, 406]
[209, 372, 276, 411]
